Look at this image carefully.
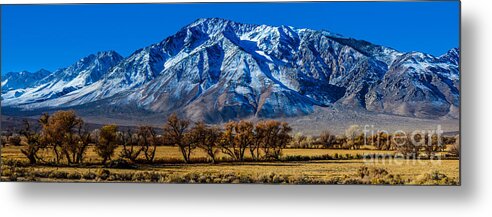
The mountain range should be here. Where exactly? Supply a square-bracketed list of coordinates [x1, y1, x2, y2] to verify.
[1, 18, 460, 124]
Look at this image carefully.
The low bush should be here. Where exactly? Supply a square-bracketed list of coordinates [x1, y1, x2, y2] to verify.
[97, 169, 111, 180]
[3, 159, 29, 167]
[411, 170, 459, 185]
[33, 170, 51, 178]
[108, 159, 138, 169]
[49, 170, 69, 179]
[353, 166, 405, 185]
[130, 171, 163, 182]
[9, 173, 18, 181]
[0, 165, 457, 185]
[67, 172, 82, 180]
[108, 172, 133, 182]
[82, 171, 97, 180]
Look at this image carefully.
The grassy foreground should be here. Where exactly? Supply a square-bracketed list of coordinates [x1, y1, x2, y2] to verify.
[1, 145, 459, 185]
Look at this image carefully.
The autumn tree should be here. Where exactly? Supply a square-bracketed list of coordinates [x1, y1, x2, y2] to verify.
[395, 133, 420, 159]
[163, 113, 193, 163]
[137, 126, 159, 163]
[373, 132, 391, 150]
[344, 125, 364, 149]
[219, 121, 235, 160]
[189, 122, 221, 163]
[19, 120, 45, 164]
[235, 121, 254, 161]
[419, 133, 440, 159]
[256, 120, 292, 160]
[290, 133, 305, 148]
[449, 135, 460, 157]
[74, 122, 92, 164]
[95, 125, 120, 165]
[254, 121, 272, 159]
[40, 110, 88, 164]
[219, 121, 254, 162]
[250, 124, 266, 161]
[319, 131, 335, 149]
[119, 129, 143, 163]
[39, 113, 60, 163]
[272, 122, 292, 160]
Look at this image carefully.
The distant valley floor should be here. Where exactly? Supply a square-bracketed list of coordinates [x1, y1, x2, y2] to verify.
[1, 105, 459, 136]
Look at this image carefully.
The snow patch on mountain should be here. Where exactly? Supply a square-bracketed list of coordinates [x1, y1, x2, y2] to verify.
[2, 18, 460, 122]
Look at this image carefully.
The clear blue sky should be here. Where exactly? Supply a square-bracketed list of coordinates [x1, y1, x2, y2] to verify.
[1, 2, 459, 73]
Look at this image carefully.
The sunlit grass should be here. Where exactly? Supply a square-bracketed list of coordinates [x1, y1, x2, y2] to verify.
[1, 145, 459, 184]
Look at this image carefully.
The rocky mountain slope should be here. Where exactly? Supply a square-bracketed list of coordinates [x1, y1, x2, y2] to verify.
[1, 69, 51, 93]
[1, 18, 460, 123]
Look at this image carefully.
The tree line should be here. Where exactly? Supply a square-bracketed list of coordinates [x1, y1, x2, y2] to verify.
[5, 110, 292, 165]
[1, 111, 460, 165]
[289, 126, 458, 158]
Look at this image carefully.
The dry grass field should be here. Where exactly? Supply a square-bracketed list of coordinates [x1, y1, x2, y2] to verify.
[1, 145, 459, 185]
[1, 145, 396, 162]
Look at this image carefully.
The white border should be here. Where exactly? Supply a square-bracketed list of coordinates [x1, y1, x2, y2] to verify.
[2, 0, 492, 217]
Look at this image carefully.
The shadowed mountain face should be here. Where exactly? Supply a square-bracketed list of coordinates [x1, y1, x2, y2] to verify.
[1, 69, 51, 93]
[1, 18, 459, 122]
[2, 51, 124, 106]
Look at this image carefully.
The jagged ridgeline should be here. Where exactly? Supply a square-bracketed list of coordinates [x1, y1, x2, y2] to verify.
[2, 18, 459, 122]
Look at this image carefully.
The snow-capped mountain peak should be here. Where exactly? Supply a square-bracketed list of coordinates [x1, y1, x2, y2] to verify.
[2, 18, 459, 122]
[2, 51, 123, 106]
[439, 47, 460, 65]
[1, 69, 51, 93]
